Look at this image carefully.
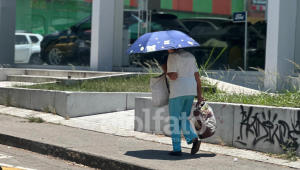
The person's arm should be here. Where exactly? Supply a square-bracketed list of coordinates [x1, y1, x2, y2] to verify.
[162, 54, 178, 80]
[167, 72, 178, 80]
[195, 72, 204, 103]
[162, 64, 178, 80]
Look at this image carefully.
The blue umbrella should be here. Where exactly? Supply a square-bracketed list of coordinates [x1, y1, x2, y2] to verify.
[126, 30, 200, 54]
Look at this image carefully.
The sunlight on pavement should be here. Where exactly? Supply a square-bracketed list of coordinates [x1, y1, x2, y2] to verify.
[2, 167, 28, 170]
[0, 164, 35, 170]
[0, 160, 36, 170]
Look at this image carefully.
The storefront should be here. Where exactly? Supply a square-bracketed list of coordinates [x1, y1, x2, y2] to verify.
[121, 0, 267, 71]
[0, 0, 298, 91]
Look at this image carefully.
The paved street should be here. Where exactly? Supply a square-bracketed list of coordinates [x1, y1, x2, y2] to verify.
[0, 113, 297, 170]
[0, 144, 94, 170]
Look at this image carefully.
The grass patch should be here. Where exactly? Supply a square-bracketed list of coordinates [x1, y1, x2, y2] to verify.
[265, 148, 299, 162]
[42, 106, 57, 115]
[27, 116, 45, 123]
[204, 91, 300, 108]
[16, 74, 212, 93]
[15, 73, 300, 108]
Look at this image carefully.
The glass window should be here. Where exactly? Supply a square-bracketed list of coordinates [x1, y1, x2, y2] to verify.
[15, 35, 29, 45]
[30, 36, 39, 43]
[15, 0, 92, 66]
[122, 0, 267, 71]
[58, 37, 67, 44]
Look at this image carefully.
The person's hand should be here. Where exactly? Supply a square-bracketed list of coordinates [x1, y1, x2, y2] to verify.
[162, 64, 167, 73]
[196, 94, 205, 107]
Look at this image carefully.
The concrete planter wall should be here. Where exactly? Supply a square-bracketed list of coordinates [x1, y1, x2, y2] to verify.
[0, 87, 151, 118]
[135, 97, 300, 156]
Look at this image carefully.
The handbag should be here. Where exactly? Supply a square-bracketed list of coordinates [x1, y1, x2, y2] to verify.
[150, 73, 170, 107]
[192, 101, 217, 139]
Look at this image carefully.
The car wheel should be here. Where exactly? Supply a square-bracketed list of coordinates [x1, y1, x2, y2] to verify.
[47, 48, 63, 65]
[29, 54, 43, 65]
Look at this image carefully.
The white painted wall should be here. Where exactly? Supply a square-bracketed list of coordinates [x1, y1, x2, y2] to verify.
[90, 0, 115, 71]
[135, 98, 300, 156]
[264, 0, 297, 91]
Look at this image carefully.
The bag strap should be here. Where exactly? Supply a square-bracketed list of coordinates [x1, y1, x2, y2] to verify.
[164, 74, 170, 93]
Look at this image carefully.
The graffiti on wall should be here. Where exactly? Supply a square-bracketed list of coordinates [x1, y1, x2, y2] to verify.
[236, 105, 300, 150]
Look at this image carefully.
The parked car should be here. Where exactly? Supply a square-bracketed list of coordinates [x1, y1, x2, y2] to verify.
[180, 18, 266, 70]
[40, 12, 189, 65]
[40, 16, 91, 65]
[15, 33, 43, 65]
[124, 12, 190, 65]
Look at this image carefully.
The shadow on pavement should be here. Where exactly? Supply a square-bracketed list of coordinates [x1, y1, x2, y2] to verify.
[125, 150, 216, 160]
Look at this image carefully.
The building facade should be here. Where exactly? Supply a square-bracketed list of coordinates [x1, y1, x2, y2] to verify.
[0, 0, 298, 91]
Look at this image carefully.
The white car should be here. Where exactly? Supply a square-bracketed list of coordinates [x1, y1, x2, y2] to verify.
[15, 33, 43, 65]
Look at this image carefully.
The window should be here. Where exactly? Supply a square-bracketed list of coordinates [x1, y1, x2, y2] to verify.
[15, 35, 29, 45]
[58, 37, 67, 44]
[16, 0, 92, 66]
[30, 36, 39, 43]
[189, 21, 216, 35]
[78, 18, 91, 33]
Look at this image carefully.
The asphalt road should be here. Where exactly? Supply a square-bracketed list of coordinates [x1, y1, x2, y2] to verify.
[0, 144, 95, 170]
[0, 114, 297, 170]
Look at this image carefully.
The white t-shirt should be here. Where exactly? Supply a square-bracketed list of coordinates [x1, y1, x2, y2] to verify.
[167, 49, 198, 99]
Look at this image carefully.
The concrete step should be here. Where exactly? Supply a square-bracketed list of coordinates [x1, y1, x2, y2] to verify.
[7, 75, 61, 83]
[24, 69, 121, 79]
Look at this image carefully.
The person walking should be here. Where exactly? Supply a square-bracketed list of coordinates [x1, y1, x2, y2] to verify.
[162, 49, 204, 156]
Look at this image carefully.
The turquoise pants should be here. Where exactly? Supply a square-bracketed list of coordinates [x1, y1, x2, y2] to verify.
[169, 95, 198, 152]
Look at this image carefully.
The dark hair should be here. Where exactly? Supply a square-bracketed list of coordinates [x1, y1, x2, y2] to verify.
[161, 53, 169, 65]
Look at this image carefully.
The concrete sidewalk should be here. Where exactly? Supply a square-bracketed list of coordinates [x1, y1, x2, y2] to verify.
[0, 114, 295, 170]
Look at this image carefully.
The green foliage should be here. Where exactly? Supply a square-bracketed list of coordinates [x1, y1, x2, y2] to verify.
[27, 116, 45, 123]
[266, 145, 299, 162]
[17, 74, 212, 93]
[43, 106, 57, 115]
[18, 74, 155, 93]
[204, 91, 300, 108]
[280, 144, 298, 162]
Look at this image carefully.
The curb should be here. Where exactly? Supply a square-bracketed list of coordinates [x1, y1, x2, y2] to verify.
[0, 133, 152, 170]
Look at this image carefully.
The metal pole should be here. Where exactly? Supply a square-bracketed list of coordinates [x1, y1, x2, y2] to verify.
[244, 12, 248, 71]
[138, 10, 140, 38]
[149, 10, 152, 32]
[146, 10, 148, 33]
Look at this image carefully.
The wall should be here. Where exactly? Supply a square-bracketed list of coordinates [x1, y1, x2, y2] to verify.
[135, 98, 300, 156]
[0, 86, 151, 118]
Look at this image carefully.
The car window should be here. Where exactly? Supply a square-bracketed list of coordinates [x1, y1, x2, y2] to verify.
[68, 37, 77, 43]
[181, 21, 199, 31]
[189, 21, 215, 35]
[58, 37, 67, 44]
[151, 15, 189, 33]
[78, 18, 91, 33]
[15, 35, 29, 45]
[30, 36, 39, 43]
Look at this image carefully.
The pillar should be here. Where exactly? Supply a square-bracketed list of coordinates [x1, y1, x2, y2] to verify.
[264, 0, 297, 91]
[0, 0, 16, 66]
[90, 0, 116, 71]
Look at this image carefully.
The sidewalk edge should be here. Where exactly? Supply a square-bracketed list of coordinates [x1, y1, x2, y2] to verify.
[0, 133, 152, 170]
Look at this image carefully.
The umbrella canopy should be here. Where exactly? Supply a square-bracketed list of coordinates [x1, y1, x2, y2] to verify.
[126, 30, 200, 54]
